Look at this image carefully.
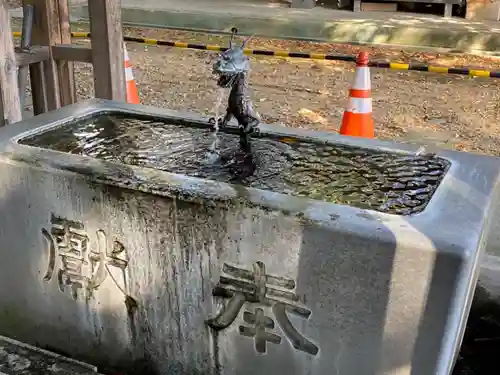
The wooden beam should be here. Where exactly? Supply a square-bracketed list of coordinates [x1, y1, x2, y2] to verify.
[0, 0, 22, 126]
[88, 0, 126, 101]
[52, 45, 92, 63]
[15, 46, 50, 66]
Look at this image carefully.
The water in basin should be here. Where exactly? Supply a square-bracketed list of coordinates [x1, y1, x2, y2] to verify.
[19, 113, 450, 215]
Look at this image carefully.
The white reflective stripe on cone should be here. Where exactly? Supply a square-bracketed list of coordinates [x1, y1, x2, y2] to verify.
[346, 97, 372, 114]
[125, 67, 134, 81]
[351, 67, 371, 90]
[123, 44, 130, 61]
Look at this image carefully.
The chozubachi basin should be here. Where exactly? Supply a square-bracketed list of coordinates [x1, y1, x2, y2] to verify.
[0, 99, 498, 375]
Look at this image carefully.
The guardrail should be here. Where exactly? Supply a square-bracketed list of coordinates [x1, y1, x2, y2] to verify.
[12, 31, 500, 78]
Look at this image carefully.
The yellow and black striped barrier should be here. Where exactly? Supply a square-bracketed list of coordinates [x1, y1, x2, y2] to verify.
[12, 31, 500, 78]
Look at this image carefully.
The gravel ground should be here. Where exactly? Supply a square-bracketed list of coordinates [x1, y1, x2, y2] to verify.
[63, 26, 500, 156]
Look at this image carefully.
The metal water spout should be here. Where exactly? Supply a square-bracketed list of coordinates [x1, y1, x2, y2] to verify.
[209, 27, 261, 154]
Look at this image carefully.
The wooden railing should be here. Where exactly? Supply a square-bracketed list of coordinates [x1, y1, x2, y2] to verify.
[0, 0, 126, 126]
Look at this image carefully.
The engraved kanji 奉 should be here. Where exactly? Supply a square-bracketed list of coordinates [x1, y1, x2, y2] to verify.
[207, 261, 319, 355]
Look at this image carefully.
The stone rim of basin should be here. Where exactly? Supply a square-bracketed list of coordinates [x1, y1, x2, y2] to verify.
[12, 101, 452, 217]
[22, 115, 450, 215]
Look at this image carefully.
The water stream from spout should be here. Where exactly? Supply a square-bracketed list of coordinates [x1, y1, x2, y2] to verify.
[205, 88, 227, 163]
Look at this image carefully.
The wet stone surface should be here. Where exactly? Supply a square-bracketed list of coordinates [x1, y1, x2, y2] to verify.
[20, 114, 450, 215]
[0, 336, 97, 374]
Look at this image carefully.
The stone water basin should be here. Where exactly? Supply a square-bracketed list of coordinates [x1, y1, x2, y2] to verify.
[21, 107, 449, 215]
[0, 99, 497, 375]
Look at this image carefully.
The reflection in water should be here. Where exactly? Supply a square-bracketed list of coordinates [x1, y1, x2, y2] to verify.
[20, 114, 450, 215]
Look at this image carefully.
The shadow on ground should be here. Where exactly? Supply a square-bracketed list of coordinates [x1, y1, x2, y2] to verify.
[452, 286, 500, 375]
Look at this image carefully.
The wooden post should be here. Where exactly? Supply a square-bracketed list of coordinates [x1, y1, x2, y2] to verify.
[28, 61, 47, 115]
[88, 0, 126, 101]
[0, 0, 22, 126]
[18, 4, 35, 113]
[444, 3, 453, 17]
[24, 0, 76, 112]
[24, 0, 59, 113]
[56, 0, 76, 106]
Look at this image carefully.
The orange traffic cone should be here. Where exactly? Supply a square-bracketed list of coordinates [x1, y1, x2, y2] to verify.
[339, 51, 374, 138]
[124, 45, 140, 104]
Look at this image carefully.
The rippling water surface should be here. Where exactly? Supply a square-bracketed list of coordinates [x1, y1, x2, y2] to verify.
[20, 114, 451, 215]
